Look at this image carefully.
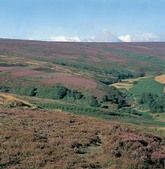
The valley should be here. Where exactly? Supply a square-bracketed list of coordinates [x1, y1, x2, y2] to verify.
[0, 39, 165, 168]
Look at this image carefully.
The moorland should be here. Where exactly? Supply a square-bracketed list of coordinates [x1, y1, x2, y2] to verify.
[0, 39, 165, 169]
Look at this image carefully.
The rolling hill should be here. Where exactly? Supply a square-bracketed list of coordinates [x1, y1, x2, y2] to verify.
[0, 39, 165, 168]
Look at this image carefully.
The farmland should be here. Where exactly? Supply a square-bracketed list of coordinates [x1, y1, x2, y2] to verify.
[130, 77, 164, 96]
[0, 39, 165, 168]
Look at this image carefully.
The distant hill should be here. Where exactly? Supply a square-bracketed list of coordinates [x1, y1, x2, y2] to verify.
[0, 39, 165, 75]
[0, 38, 165, 115]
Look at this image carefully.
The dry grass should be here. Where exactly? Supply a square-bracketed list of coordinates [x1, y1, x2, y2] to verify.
[111, 77, 147, 90]
[154, 74, 165, 84]
[0, 93, 36, 109]
[111, 82, 133, 90]
[154, 74, 165, 92]
[123, 77, 148, 83]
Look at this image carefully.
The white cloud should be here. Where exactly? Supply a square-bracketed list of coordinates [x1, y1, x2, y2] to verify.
[118, 33, 165, 42]
[28, 37, 34, 40]
[48, 30, 121, 42]
[118, 35, 131, 42]
[85, 29, 122, 42]
[49, 36, 81, 42]
[47, 32, 165, 43]
[132, 33, 160, 42]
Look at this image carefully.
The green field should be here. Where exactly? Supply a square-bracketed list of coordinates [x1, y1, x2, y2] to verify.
[130, 77, 164, 96]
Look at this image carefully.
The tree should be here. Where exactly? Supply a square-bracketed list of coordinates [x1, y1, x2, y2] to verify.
[102, 95, 109, 102]
[72, 90, 83, 100]
[28, 87, 37, 96]
[89, 96, 100, 107]
[54, 84, 68, 99]
[139, 92, 165, 113]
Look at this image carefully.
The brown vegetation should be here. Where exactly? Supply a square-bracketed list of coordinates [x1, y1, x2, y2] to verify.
[0, 39, 165, 168]
[155, 74, 165, 85]
[0, 66, 17, 71]
[42, 76, 97, 90]
[0, 93, 36, 109]
[11, 70, 43, 78]
[1, 108, 165, 169]
[154, 74, 165, 92]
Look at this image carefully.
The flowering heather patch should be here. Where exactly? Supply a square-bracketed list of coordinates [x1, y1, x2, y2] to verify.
[42, 76, 97, 89]
[0, 39, 165, 168]
[92, 90, 106, 99]
[110, 125, 165, 169]
[0, 66, 18, 71]
[102, 52, 129, 63]
[10, 69, 43, 78]
[1, 108, 165, 169]
[0, 108, 111, 168]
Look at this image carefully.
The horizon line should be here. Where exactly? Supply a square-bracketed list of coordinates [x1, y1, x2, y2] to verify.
[0, 37, 165, 43]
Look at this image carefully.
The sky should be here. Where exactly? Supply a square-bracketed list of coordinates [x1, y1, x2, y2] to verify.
[0, 0, 165, 42]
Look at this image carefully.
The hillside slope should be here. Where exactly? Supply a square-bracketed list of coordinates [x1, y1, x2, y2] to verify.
[0, 39, 165, 168]
[0, 39, 165, 125]
[1, 108, 165, 169]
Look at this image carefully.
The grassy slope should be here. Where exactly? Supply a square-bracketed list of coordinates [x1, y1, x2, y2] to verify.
[130, 77, 164, 96]
[3, 92, 163, 127]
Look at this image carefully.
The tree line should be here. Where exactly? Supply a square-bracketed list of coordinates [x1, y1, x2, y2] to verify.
[139, 92, 165, 113]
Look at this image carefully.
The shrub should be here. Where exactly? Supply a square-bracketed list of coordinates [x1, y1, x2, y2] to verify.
[12, 85, 37, 96]
[139, 92, 165, 113]
[0, 85, 10, 92]
[89, 96, 100, 107]
[102, 95, 109, 102]
[107, 86, 127, 107]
